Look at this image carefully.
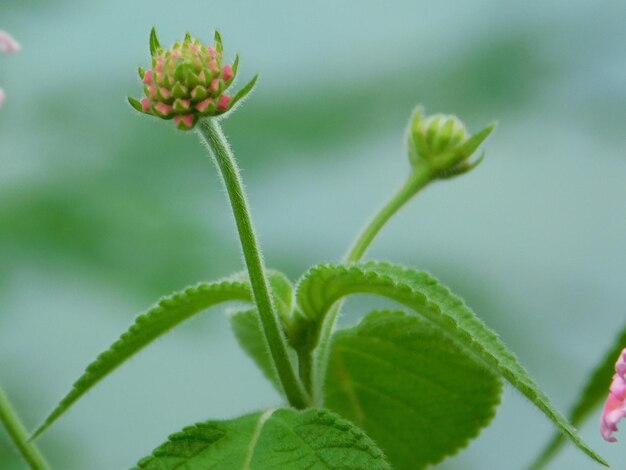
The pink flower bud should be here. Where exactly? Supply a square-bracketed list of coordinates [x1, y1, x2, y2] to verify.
[174, 114, 194, 130]
[142, 70, 153, 85]
[217, 95, 231, 110]
[601, 348, 626, 442]
[128, 29, 256, 130]
[222, 65, 233, 82]
[0, 88, 5, 107]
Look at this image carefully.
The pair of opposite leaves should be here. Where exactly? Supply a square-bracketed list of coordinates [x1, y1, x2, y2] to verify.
[33, 263, 606, 469]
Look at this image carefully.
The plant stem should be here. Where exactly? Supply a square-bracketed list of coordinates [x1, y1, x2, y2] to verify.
[197, 119, 309, 409]
[0, 385, 50, 470]
[310, 163, 434, 404]
[297, 349, 314, 394]
[345, 164, 433, 262]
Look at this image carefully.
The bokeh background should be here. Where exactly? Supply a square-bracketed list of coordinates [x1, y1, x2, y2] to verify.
[2, 1, 626, 468]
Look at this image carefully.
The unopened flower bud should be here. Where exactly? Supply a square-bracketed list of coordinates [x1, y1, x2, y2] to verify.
[129, 29, 258, 131]
[407, 106, 495, 178]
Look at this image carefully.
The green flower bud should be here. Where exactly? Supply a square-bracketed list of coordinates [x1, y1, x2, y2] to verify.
[408, 106, 495, 178]
[128, 28, 258, 131]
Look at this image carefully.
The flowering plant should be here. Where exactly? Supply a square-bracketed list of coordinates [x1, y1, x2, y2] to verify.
[1, 27, 623, 470]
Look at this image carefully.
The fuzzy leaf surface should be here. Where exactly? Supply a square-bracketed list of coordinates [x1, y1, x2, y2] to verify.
[133, 408, 390, 470]
[295, 261, 607, 466]
[229, 272, 293, 392]
[325, 310, 503, 469]
[230, 309, 281, 392]
[529, 324, 626, 469]
[33, 271, 289, 439]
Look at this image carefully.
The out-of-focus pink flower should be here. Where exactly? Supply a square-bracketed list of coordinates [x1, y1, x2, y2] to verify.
[601, 348, 626, 442]
[0, 30, 20, 108]
[0, 30, 20, 54]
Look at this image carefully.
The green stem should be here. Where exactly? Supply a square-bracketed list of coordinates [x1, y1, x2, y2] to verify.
[297, 349, 314, 394]
[310, 163, 434, 404]
[0, 385, 49, 470]
[197, 119, 309, 409]
[346, 165, 433, 262]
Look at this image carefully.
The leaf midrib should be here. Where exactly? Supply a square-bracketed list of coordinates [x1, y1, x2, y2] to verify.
[242, 409, 276, 470]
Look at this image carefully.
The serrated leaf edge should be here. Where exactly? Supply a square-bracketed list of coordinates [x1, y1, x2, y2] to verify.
[327, 309, 504, 468]
[294, 261, 607, 467]
[31, 274, 255, 440]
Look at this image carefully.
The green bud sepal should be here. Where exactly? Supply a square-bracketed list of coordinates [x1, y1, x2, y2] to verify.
[408, 106, 495, 179]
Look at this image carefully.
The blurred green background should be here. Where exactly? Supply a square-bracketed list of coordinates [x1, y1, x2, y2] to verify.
[1, 1, 626, 468]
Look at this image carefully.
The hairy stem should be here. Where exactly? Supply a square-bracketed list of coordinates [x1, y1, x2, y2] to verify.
[197, 119, 309, 409]
[297, 349, 314, 395]
[346, 165, 433, 262]
[310, 164, 434, 404]
[0, 385, 49, 470]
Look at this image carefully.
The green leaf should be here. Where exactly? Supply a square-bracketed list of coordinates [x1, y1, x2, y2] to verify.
[437, 151, 485, 179]
[529, 324, 626, 470]
[229, 74, 259, 110]
[267, 269, 294, 322]
[457, 122, 496, 158]
[32, 271, 289, 439]
[325, 310, 503, 469]
[149, 27, 161, 56]
[294, 261, 607, 466]
[228, 53, 240, 84]
[214, 30, 223, 54]
[133, 408, 390, 469]
[127, 96, 143, 113]
[230, 309, 282, 392]
[229, 272, 293, 393]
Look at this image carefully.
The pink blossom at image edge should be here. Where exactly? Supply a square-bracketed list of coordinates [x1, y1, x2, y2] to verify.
[601, 347, 626, 442]
[0, 30, 21, 108]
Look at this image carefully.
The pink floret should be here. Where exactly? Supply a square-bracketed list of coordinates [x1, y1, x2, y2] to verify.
[142, 70, 153, 85]
[601, 348, 626, 442]
[217, 95, 231, 110]
[195, 98, 213, 112]
[154, 102, 172, 116]
[175, 114, 194, 129]
[222, 65, 233, 81]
